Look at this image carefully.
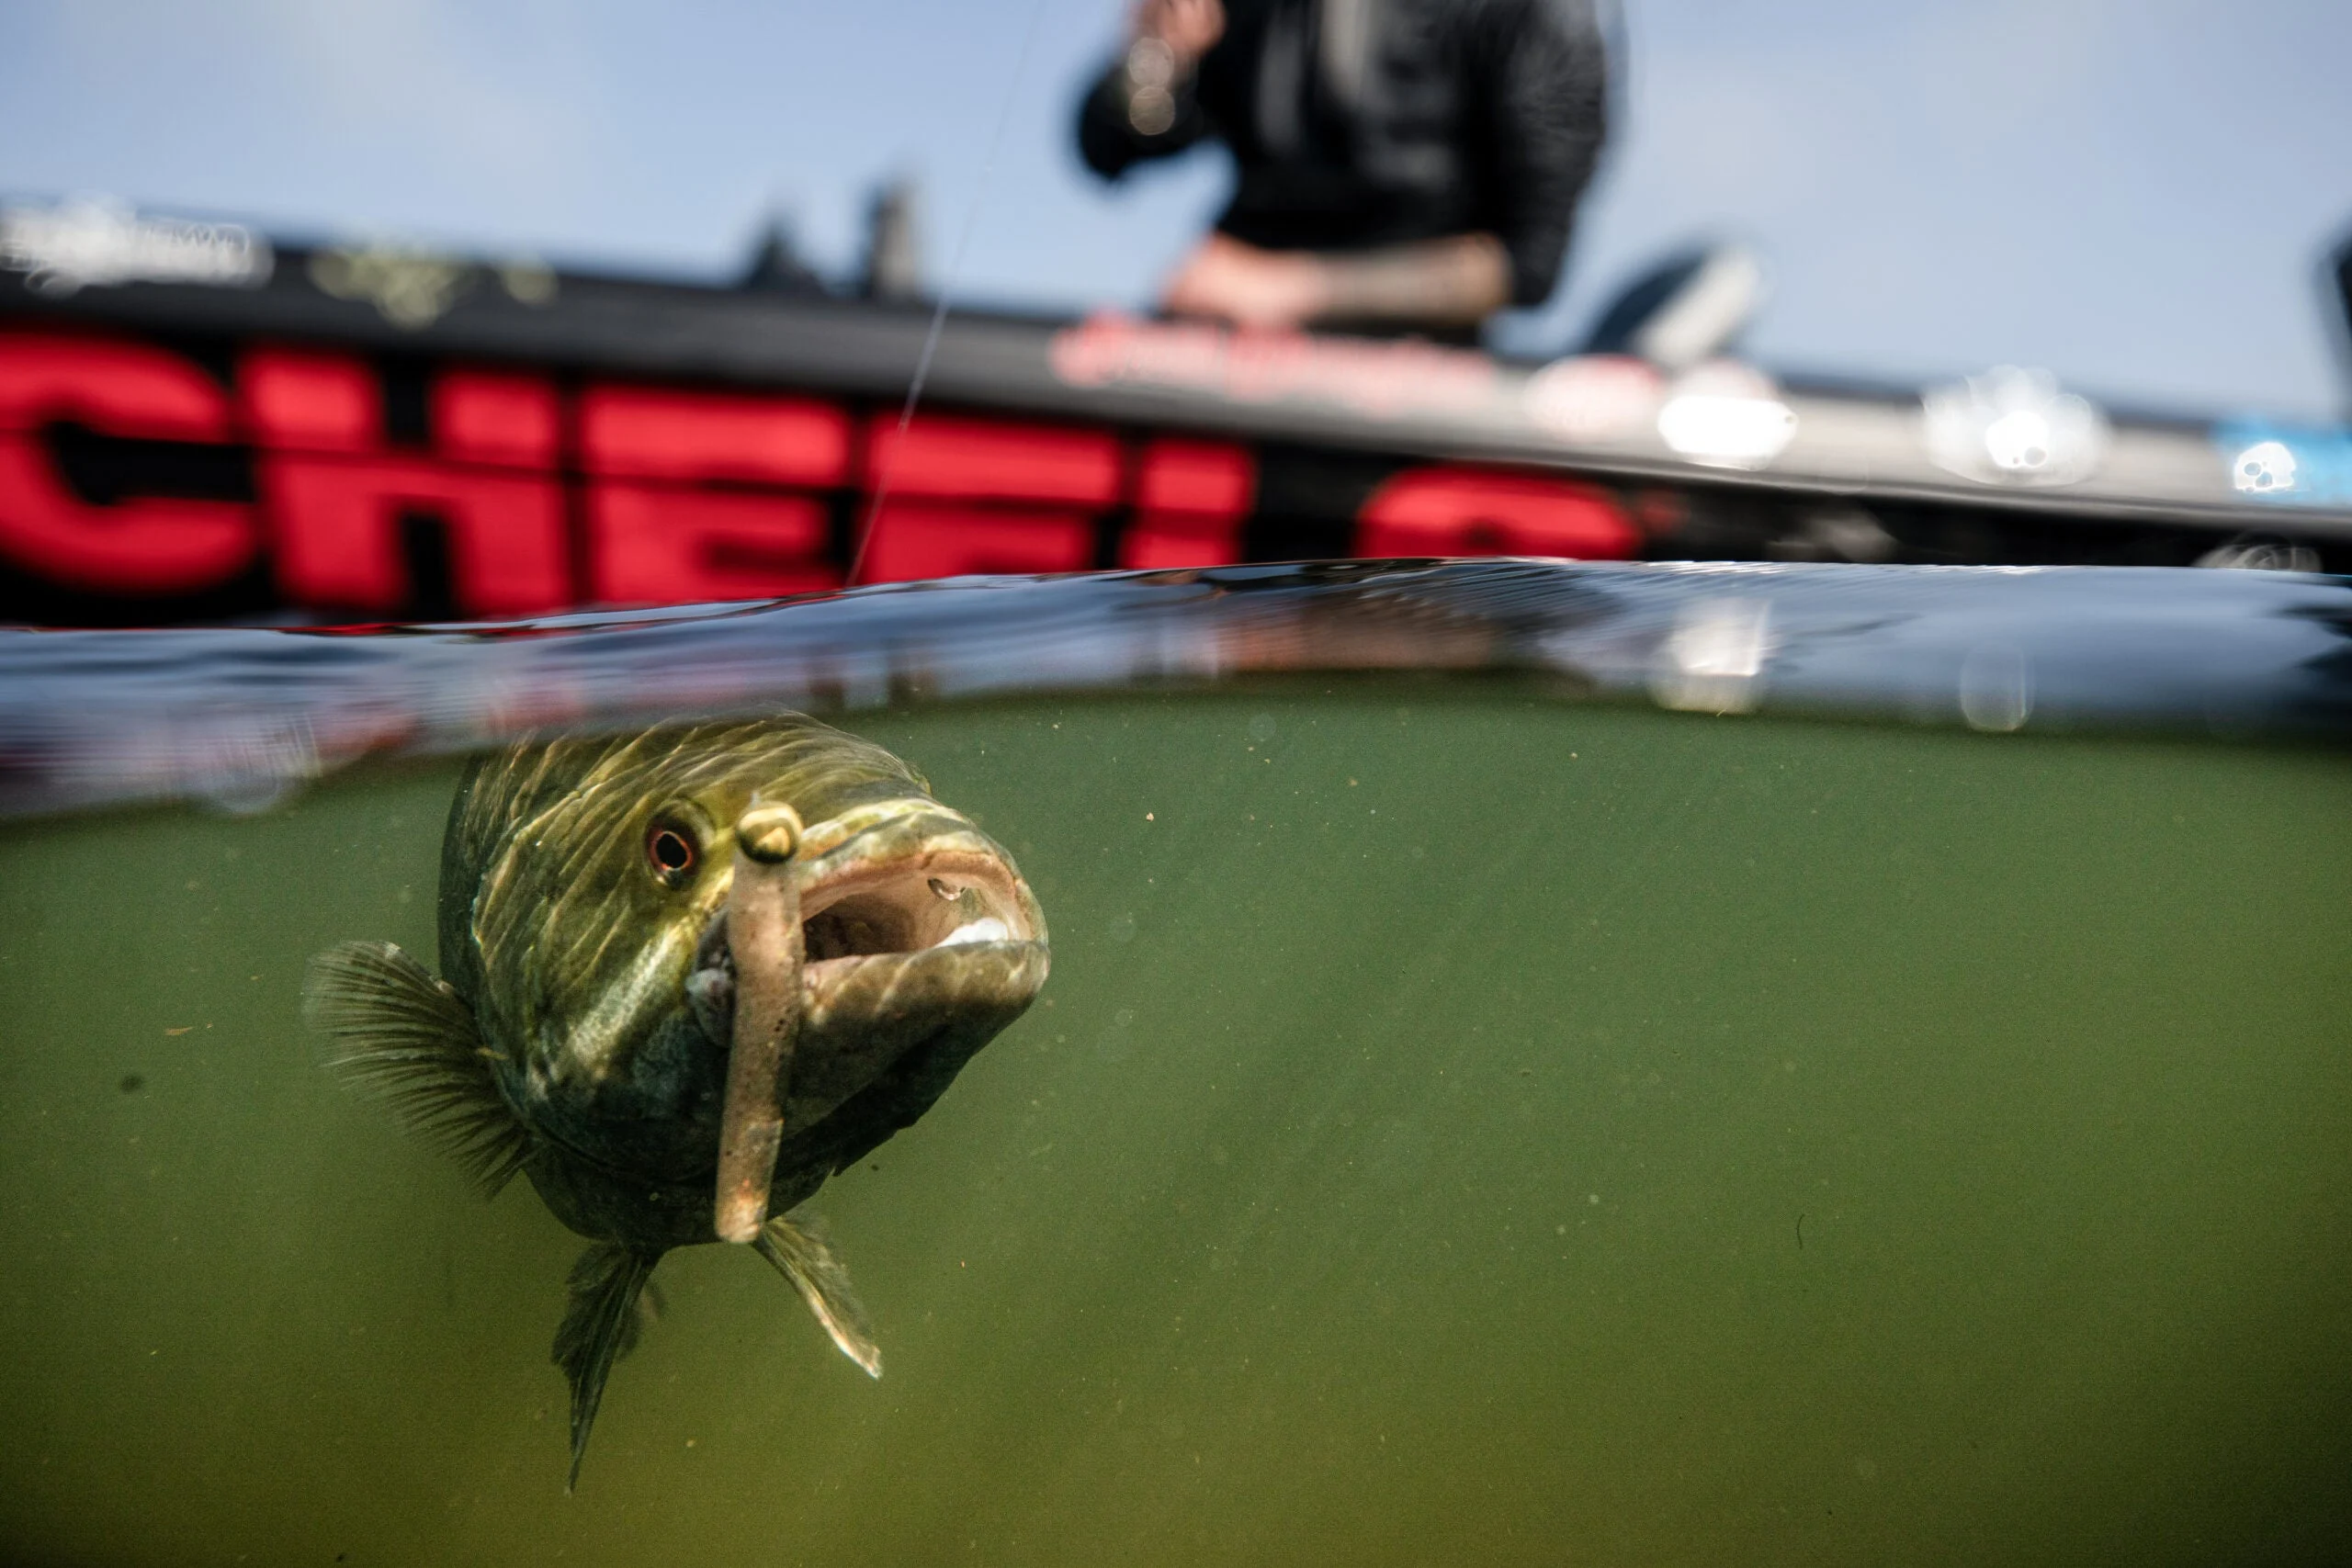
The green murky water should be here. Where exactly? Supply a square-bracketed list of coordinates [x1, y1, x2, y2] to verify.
[4, 691, 2350, 1565]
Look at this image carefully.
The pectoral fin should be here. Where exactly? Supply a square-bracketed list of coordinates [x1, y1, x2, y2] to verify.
[756, 1213, 883, 1378]
[552, 1242, 661, 1494]
[303, 940, 527, 1198]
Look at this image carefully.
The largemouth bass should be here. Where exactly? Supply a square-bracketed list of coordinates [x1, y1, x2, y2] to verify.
[303, 716, 1048, 1486]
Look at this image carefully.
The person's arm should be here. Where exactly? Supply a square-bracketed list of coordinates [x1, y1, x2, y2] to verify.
[1077, 0, 1224, 179]
[1315, 233, 1511, 327]
[1160, 232, 1510, 331]
[1475, 0, 1611, 307]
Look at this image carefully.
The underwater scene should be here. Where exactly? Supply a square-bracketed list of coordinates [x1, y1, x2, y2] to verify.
[2, 565, 2350, 1564]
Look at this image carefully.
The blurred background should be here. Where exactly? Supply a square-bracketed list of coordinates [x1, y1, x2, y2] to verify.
[4, 0, 2349, 417]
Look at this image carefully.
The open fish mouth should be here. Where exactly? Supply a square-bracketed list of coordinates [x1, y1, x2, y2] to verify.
[793, 811, 1044, 978]
[692, 798, 1048, 1243]
[687, 807, 1046, 1037]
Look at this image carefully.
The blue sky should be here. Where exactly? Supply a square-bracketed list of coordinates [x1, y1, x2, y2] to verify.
[4, 0, 2347, 418]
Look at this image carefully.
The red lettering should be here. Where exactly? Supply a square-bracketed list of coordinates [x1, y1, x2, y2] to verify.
[437, 371, 560, 466]
[582, 385, 848, 604]
[0, 332, 233, 437]
[262, 458, 567, 615]
[860, 504, 1094, 582]
[583, 385, 848, 485]
[863, 412, 1120, 503]
[1355, 467, 1635, 560]
[0, 333, 255, 592]
[855, 412, 1119, 582]
[243, 349, 567, 616]
[1123, 437, 1253, 569]
[590, 488, 835, 605]
[239, 348, 373, 450]
[1136, 437, 1254, 516]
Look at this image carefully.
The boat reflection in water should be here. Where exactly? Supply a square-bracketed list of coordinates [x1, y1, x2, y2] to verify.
[2, 562, 2348, 1563]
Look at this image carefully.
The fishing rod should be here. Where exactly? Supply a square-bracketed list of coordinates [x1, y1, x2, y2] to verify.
[848, 0, 1060, 585]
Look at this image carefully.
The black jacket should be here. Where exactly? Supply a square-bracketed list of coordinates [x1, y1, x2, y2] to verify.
[1078, 0, 1609, 308]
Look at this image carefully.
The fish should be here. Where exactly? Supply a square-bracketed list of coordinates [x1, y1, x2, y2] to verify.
[302, 715, 1048, 1488]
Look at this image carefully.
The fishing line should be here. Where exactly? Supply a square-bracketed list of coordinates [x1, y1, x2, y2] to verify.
[849, 0, 1057, 585]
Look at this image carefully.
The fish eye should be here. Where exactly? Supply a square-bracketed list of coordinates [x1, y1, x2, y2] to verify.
[645, 819, 699, 888]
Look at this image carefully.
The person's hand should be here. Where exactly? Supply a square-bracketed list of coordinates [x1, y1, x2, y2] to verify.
[1160, 233, 1329, 330]
[1131, 0, 1223, 63]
